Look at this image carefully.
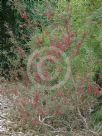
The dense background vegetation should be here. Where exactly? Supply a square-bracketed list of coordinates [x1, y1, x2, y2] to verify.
[0, 0, 102, 135]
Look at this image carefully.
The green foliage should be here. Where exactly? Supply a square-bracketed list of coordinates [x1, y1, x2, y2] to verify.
[1, 0, 52, 79]
[91, 108, 102, 124]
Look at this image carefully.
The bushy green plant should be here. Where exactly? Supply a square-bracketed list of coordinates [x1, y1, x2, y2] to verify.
[1, 0, 102, 135]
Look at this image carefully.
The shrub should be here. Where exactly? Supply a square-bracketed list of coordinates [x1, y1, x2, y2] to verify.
[1, 0, 102, 135]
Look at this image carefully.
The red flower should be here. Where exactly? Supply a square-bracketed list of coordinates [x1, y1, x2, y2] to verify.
[56, 43, 67, 52]
[36, 37, 44, 45]
[37, 107, 47, 116]
[54, 107, 63, 116]
[34, 73, 42, 82]
[32, 92, 41, 109]
[88, 84, 93, 93]
[44, 30, 49, 36]
[63, 37, 71, 46]
[19, 23, 28, 28]
[77, 42, 83, 49]
[21, 13, 28, 19]
[33, 91, 41, 103]
[47, 48, 62, 58]
[82, 32, 86, 38]
[94, 86, 100, 96]
[63, 33, 76, 47]
[78, 85, 85, 95]
[56, 92, 64, 97]
[43, 70, 51, 80]
[0, 88, 5, 95]
[43, 11, 54, 20]
[32, 118, 40, 126]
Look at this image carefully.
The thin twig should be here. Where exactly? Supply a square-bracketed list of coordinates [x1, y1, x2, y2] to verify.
[0, 115, 6, 119]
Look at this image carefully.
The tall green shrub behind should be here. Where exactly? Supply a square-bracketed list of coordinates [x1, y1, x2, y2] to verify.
[1, 0, 55, 79]
[0, 0, 18, 79]
[72, 0, 102, 85]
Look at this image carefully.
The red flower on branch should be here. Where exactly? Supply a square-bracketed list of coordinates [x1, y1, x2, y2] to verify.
[43, 11, 54, 20]
[43, 70, 51, 80]
[63, 32, 76, 47]
[0, 89, 6, 95]
[36, 36, 44, 45]
[56, 43, 67, 53]
[54, 107, 64, 116]
[37, 107, 47, 116]
[88, 84, 93, 93]
[21, 13, 28, 19]
[47, 47, 62, 58]
[33, 91, 41, 104]
[19, 23, 28, 28]
[32, 118, 40, 126]
[32, 92, 41, 108]
[34, 73, 42, 82]
[94, 86, 100, 96]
